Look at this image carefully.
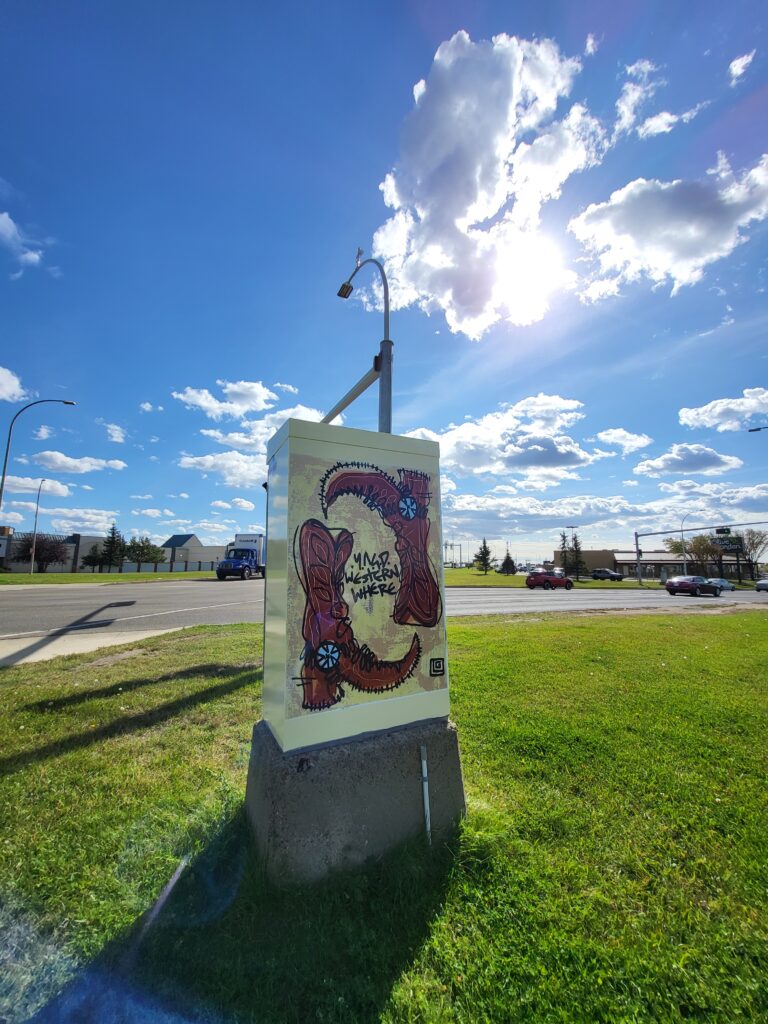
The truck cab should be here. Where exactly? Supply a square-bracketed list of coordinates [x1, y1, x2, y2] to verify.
[216, 534, 266, 580]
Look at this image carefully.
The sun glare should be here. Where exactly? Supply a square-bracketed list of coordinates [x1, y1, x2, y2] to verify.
[492, 229, 575, 326]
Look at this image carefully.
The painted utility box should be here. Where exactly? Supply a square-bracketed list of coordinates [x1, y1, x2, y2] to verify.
[263, 419, 448, 752]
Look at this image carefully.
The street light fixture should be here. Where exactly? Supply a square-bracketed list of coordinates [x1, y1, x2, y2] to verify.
[334, 248, 392, 433]
[0, 399, 76, 514]
[30, 478, 46, 574]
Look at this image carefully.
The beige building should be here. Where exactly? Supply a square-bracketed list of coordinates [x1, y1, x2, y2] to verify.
[553, 547, 747, 579]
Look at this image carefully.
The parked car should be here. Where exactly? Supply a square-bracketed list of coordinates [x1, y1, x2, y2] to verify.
[591, 568, 623, 581]
[665, 575, 721, 597]
[707, 578, 736, 592]
[757, 578, 768, 593]
[526, 569, 573, 590]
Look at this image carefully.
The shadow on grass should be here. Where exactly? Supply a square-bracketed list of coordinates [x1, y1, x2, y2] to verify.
[0, 668, 260, 778]
[27, 807, 455, 1024]
[21, 663, 255, 712]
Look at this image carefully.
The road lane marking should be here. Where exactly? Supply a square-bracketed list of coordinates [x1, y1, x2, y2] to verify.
[0, 601, 257, 640]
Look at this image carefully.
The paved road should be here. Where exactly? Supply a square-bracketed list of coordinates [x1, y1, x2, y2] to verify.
[1, 578, 765, 665]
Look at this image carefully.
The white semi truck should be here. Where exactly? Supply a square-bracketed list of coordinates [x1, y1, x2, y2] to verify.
[216, 533, 266, 580]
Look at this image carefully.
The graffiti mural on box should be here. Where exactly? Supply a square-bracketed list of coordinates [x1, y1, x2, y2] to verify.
[293, 462, 442, 712]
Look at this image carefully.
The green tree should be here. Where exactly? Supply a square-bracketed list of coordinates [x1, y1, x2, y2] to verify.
[80, 544, 103, 572]
[736, 529, 768, 578]
[570, 531, 586, 580]
[499, 551, 516, 575]
[474, 538, 494, 575]
[559, 530, 569, 575]
[11, 532, 68, 573]
[101, 523, 126, 568]
[125, 536, 167, 569]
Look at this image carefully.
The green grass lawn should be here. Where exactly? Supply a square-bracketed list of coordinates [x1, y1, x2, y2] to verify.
[1, 614, 766, 1022]
[0, 570, 218, 585]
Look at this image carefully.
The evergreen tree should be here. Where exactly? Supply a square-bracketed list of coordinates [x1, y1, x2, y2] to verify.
[101, 523, 126, 567]
[499, 551, 516, 574]
[474, 538, 494, 575]
[559, 530, 569, 575]
[569, 531, 586, 580]
[80, 544, 103, 572]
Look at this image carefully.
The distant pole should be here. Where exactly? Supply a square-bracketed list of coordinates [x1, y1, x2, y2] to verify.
[30, 478, 46, 574]
[634, 531, 643, 586]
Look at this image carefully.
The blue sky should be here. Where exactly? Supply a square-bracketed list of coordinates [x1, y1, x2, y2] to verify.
[1, 0, 766, 562]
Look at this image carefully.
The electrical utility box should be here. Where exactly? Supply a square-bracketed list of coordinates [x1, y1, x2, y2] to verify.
[263, 419, 449, 752]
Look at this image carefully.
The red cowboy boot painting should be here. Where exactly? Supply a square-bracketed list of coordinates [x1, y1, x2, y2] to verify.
[319, 463, 442, 627]
[297, 518, 421, 711]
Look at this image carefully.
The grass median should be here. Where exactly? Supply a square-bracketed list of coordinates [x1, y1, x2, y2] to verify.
[1, 613, 766, 1022]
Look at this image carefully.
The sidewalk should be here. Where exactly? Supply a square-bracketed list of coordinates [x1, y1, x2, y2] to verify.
[0, 628, 179, 667]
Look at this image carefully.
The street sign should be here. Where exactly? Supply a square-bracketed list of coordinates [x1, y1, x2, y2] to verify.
[715, 527, 731, 535]
[713, 535, 742, 553]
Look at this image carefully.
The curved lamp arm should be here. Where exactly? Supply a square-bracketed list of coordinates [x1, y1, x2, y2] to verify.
[0, 399, 76, 513]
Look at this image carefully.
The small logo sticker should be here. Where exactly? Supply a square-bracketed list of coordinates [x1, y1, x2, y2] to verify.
[429, 657, 445, 677]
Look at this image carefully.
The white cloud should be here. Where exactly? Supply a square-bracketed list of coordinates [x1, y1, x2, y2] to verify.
[656, 479, 768, 512]
[0, 366, 28, 402]
[194, 520, 231, 533]
[211, 500, 231, 509]
[596, 428, 653, 454]
[139, 402, 164, 413]
[679, 388, 768, 432]
[614, 59, 660, 138]
[168, 492, 190, 499]
[273, 382, 299, 394]
[103, 422, 126, 444]
[198, 403, 330, 453]
[0, 212, 44, 276]
[32, 451, 128, 474]
[622, 479, 639, 487]
[33, 424, 53, 440]
[636, 103, 706, 139]
[131, 508, 164, 518]
[231, 497, 256, 510]
[3, 475, 72, 497]
[570, 153, 768, 298]
[633, 443, 743, 477]
[371, 31, 591, 337]
[407, 394, 609, 489]
[2, 511, 24, 524]
[178, 450, 267, 488]
[729, 50, 755, 85]
[130, 493, 153, 500]
[584, 34, 598, 56]
[80, 484, 94, 491]
[172, 379, 278, 420]
[41, 506, 120, 534]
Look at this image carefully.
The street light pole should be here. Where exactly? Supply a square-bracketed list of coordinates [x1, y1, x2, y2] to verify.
[30, 478, 45, 574]
[335, 250, 392, 433]
[0, 399, 76, 514]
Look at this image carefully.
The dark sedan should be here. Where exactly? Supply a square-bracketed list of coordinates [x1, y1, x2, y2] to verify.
[665, 575, 722, 597]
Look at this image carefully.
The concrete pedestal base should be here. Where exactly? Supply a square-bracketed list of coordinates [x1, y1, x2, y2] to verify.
[245, 718, 465, 884]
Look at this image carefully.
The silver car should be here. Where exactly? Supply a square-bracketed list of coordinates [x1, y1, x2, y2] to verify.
[707, 578, 736, 592]
[757, 579, 768, 593]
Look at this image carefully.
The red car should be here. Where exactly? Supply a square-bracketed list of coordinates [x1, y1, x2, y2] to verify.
[665, 575, 721, 597]
[526, 569, 573, 591]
